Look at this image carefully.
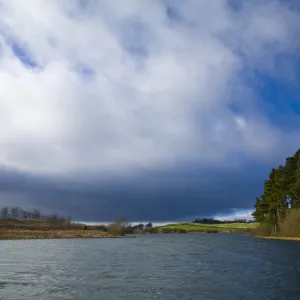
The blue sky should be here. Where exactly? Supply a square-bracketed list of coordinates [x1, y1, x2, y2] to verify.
[0, 0, 299, 221]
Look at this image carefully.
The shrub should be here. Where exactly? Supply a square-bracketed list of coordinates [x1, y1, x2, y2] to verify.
[280, 209, 300, 237]
[107, 223, 123, 236]
[94, 225, 108, 232]
[251, 223, 273, 236]
[144, 227, 158, 234]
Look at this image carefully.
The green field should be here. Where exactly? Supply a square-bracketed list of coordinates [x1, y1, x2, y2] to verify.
[157, 222, 259, 233]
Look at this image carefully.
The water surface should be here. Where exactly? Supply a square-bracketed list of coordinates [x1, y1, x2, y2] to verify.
[1, 234, 300, 300]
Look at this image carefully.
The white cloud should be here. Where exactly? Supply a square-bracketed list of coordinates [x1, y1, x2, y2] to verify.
[214, 209, 254, 221]
[0, 0, 299, 176]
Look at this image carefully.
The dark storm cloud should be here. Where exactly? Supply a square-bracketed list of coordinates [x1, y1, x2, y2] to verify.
[0, 162, 269, 221]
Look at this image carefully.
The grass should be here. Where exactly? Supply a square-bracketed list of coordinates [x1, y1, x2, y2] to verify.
[0, 219, 82, 230]
[0, 229, 114, 240]
[157, 222, 259, 233]
[256, 236, 300, 241]
[0, 219, 133, 240]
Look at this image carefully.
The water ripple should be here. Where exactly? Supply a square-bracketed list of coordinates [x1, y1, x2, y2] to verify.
[0, 234, 300, 300]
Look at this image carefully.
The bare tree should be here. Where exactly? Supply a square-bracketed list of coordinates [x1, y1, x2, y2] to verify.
[1, 206, 73, 228]
[1, 207, 9, 219]
[146, 222, 153, 228]
[19, 209, 24, 220]
[32, 209, 41, 220]
[10, 207, 20, 219]
[25, 210, 33, 220]
[116, 216, 129, 228]
[23, 210, 30, 220]
[50, 214, 58, 222]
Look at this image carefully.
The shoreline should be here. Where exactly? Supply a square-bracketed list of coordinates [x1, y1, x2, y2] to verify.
[0, 236, 136, 241]
[255, 235, 300, 241]
[0, 230, 136, 241]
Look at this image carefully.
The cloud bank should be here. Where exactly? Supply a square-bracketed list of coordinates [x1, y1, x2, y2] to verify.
[0, 0, 299, 220]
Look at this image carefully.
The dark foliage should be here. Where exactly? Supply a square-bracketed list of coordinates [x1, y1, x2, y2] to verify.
[252, 149, 300, 236]
[193, 218, 253, 224]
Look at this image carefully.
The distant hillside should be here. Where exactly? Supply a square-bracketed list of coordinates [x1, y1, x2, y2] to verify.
[156, 222, 258, 233]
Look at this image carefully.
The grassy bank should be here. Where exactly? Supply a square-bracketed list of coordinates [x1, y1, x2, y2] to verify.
[0, 219, 82, 230]
[0, 219, 130, 240]
[0, 219, 260, 239]
[251, 218, 300, 241]
[156, 222, 258, 233]
[255, 235, 300, 241]
[0, 230, 132, 240]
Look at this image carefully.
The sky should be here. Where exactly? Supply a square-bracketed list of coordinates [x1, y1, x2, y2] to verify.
[0, 0, 299, 222]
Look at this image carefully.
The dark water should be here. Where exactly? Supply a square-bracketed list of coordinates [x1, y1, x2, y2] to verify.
[1, 234, 300, 300]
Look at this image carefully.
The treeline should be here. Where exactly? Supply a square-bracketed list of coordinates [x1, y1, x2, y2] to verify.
[252, 148, 300, 236]
[106, 219, 154, 236]
[0, 206, 71, 223]
[193, 218, 254, 224]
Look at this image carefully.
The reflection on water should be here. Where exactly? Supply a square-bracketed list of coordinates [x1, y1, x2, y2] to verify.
[0, 234, 300, 300]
